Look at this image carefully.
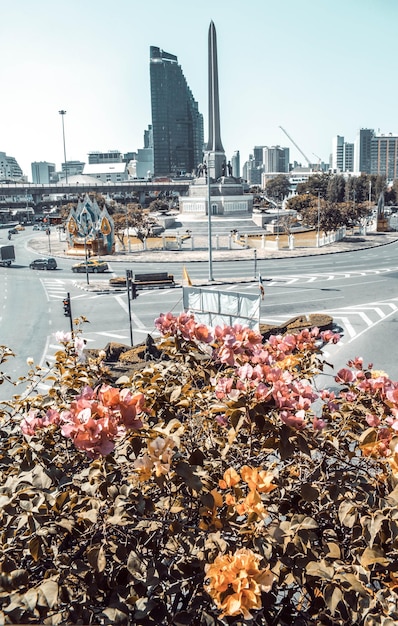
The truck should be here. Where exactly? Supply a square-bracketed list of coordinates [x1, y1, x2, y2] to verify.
[0, 245, 15, 267]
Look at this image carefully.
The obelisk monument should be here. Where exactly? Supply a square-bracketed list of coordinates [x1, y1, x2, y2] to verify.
[206, 21, 225, 181]
[179, 22, 252, 216]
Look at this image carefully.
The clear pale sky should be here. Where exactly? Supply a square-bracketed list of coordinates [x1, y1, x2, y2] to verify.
[0, 0, 396, 179]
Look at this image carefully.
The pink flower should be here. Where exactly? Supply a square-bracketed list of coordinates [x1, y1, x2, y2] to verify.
[59, 384, 146, 458]
[313, 417, 327, 430]
[55, 330, 72, 343]
[366, 413, 381, 427]
[21, 408, 60, 436]
[280, 410, 306, 430]
[321, 330, 340, 344]
[255, 383, 271, 401]
[335, 368, 356, 384]
[347, 357, 363, 370]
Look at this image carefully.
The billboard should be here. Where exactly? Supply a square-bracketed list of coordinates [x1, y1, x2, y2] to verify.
[183, 286, 261, 330]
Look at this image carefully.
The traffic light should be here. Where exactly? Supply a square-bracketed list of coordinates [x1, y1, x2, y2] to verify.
[131, 282, 138, 300]
[63, 296, 71, 318]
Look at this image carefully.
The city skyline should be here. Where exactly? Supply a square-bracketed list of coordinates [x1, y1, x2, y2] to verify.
[1, 0, 397, 179]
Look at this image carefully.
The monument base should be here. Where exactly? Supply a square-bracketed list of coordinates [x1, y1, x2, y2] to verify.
[179, 176, 253, 216]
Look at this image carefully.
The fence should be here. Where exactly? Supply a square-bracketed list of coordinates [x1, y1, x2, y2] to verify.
[119, 227, 347, 254]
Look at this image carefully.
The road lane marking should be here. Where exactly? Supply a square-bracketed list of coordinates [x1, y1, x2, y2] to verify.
[114, 294, 146, 328]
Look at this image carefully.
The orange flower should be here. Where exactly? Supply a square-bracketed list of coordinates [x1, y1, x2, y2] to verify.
[205, 548, 274, 619]
[235, 490, 266, 517]
[219, 467, 240, 489]
[240, 465, 277, 494]
[132, 454, 153, 482]
[133, 436, 177, 481]
[225, 493, 237, 507]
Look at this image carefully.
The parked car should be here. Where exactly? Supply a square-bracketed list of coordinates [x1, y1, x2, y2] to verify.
[72, 259, 109, 273]
[29, 257, 57, 270]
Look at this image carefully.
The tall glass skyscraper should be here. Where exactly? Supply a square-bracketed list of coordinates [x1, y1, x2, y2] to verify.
[150, 46, 204, 177]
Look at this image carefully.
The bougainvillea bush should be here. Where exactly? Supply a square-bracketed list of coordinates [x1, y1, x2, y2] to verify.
[1, 315, 398, 625]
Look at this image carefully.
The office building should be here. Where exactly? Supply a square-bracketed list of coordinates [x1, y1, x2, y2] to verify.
[242, 149, 264, 186]
[88, 151, 122, 165]
[332, 136, 345, 171]
[332, 136, 355, 172]
[263, 146, 290, 173]
[231, 150, 240, 178]
[0, 151, 23, 180]
[370, 133, 398, 180]
[150, 46, 204, 177]
[354, 128, 374, 173]
[82, 162, 128, 183]
[344, 143, 354, 172]
[60, 161, 85, 179]
[31, 161, 56, 184]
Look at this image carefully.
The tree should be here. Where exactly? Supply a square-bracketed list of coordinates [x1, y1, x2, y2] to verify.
[1, 315, 398, 625]
[296, 173, 330, 199]
[285, 193, 313, 214]
[111, 203, 149, 247]
[327, 174, 346, 204]
[298, 196, 330, 233]
[264, 174, 290, 201]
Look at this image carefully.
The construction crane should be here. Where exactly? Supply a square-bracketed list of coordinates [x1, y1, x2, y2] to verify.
[279, 126, 311, 167]
[312, 152, 322, 171]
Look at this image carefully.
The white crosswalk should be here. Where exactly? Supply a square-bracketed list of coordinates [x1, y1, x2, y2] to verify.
[261, 297, 398, 344]
[40, 277, 70, 300]
[264, 266, 398, 285]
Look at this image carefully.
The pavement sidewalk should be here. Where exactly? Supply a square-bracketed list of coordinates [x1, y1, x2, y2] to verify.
[24, 229, 398, 294]
[28, 230, 398, 265]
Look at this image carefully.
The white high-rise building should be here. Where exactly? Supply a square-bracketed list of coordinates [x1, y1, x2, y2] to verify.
[31, 161, 56, 184]
[263, 146, 290, 173]
[332, 136, 355, 172]
[332, 136, 344, 171]
[0, 151, 23, 180]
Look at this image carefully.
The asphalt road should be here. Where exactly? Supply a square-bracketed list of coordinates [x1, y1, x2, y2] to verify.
[1, 225, 398, 401]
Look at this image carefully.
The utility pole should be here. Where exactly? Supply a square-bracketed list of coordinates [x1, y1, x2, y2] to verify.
[126, 270, 138, 346]
[59, 110, 68, 184]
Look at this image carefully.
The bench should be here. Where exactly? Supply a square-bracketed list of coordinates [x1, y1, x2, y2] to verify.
[133, 272, 175, 290]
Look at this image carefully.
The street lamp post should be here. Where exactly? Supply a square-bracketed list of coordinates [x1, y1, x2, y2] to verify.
[59, 110, 68, 184]
[47, 227, 51, 254]
[125, 203, 131, 253]
[317, 191, 321, 246]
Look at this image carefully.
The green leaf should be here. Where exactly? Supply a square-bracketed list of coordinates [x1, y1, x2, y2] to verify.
[23, 588, 38, 611]
[28, 536, 41, 562]
[188, 448, 205, 466]
[31, 465, 53, 489]
[170, 386, 182, 402]
[300, 483, 319, 502]
[87, 545, 106, 573]
[335, 572, 369, 596]
[279, 425, 295, 460]
[360, 546, 389, 568]
[39, 579, 59, 608]
[127, 551, 146, 581]
[324, 584, 342, 616]
[103, 607, 130, 623]
[338, 500, 356, 528]
[306, 559, 334, 580]
[175, 462, 203, 492]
